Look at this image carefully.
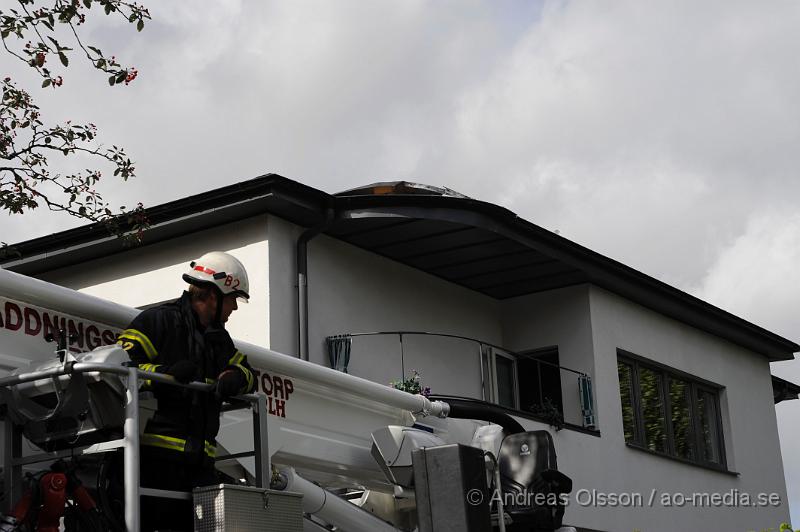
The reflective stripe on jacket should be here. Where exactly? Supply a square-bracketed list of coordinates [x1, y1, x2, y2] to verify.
[117, 291, 256, 462]
[141, 433, 217, 457]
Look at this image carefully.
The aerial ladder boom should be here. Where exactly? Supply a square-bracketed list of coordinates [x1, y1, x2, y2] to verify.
[0, 268, 448, 489]
[0, 268, 574, 532]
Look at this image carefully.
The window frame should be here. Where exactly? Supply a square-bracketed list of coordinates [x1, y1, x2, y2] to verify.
[488, 346, 561, 414]
[478, 346, 598, 436]
[494, 350, 519, 410]
[617, 349, 728, 471]
[517, 346, 564, 414]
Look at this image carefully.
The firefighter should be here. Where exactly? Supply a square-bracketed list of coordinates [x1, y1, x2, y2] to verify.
[116, 251, 256, 531]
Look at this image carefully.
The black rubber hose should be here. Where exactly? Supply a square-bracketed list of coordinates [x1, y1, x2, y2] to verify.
[427, 395, 525, 434]
[96, 452, 125, 532]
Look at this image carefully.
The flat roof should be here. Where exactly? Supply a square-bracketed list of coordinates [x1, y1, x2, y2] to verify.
[2, 173, 797, 361]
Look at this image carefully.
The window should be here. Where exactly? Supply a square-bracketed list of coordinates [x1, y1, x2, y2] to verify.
[617, 350, 726, 469]
[517, 347, 563, 416]
[487, 346, 567, 421]
[495, 353, 517, 409]
[481, 346, 519, 409]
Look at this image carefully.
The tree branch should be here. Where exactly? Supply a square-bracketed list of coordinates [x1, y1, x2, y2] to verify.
[0, 1, 150, 241]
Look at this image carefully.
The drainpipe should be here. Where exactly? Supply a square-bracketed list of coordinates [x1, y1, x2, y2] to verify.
[297, 207, 334, 361]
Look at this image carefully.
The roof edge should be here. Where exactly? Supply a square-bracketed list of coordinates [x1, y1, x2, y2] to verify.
[330, 194, 799, 360]
[772, 375, 800, 404]
[1, 173, 330, 272]
[2, 175, 797, 360]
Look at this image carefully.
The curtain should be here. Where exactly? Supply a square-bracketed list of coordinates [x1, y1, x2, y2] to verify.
[326, 335, 352, 373]
[579, 375, 595, 429]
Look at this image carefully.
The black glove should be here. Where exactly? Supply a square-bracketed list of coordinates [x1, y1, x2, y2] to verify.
[216, 369, 245, 398]
[163, 360, 198, 384]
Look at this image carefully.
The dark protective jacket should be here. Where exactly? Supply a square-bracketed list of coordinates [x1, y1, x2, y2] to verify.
[116, 291, 256, 464]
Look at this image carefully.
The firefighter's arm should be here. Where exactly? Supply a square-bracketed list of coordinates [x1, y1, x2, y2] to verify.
[218, 350, 256, 396]
[117, 316, 199, 386]
[116, 310, 179, 388]
[116, 313, 163, 379]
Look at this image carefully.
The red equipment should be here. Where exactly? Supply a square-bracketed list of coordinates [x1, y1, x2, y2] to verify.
[36, 472, 67, 532]
[4, 461, 100, 531]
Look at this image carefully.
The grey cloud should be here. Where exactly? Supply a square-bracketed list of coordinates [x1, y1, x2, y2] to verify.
[2, 0, 799, 522]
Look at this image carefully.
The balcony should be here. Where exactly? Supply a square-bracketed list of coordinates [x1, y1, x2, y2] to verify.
[325, 331, 596, 433]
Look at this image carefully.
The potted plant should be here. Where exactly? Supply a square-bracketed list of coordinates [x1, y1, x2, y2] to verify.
[390, 370, 431, 397]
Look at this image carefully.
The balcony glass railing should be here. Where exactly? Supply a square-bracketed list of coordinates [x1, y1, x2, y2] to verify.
[325, 331, 596, 431]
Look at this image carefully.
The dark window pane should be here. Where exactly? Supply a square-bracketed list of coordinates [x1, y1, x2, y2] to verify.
[669, 378, 695, 460]
[617, 362, 636, 443]
[519, 349, 563, 415]
[496, 356, 515, 409]
[697, 390, 722, 464]
[618, 353, 725, 469]
[639, 367, 667, 453]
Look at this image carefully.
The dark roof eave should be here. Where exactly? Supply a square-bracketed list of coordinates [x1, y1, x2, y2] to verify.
[772, 375, 800, 404]
[2, 176, 797, 361]
[331, 194, 800, 361]
[1, 174, 329, 275]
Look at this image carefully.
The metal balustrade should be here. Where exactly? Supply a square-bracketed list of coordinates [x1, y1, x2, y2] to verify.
[326, 331, 596, 431]
[0, 358, 270, 532]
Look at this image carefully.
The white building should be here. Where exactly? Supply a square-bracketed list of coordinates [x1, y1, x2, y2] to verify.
[3, 174, 799, 532]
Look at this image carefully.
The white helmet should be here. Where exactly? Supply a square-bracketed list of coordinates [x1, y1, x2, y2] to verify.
[182, 251, 250, 301]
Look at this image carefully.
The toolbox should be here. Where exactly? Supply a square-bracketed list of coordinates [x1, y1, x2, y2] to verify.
[193, 484, 304, 532]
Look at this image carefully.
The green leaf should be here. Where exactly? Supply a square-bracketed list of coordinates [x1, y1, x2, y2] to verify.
[88, 46, 102, 55]
[1, 30, 9, 39]
[47, 36, 59, 48]
[42, 78, 51, 88]
[83, 0, 92, 7]
[115, 71, 126, 83]
[108, 75, 116, 86]
[104, 3, 112, 15]
[59, 52, 68, 67]
[137, 19, 144, 32]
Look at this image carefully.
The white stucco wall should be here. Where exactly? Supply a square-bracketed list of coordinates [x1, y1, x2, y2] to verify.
[38, 216, 271, 347]
[554, 285, 790, 532]
[262, 215, 302, 356]
[500, 285, 595, 426]
[17, 213, 792, 532]
[298, 231, 502, 398]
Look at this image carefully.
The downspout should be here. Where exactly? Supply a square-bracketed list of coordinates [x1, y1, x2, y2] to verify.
[297, 207, 334, 361]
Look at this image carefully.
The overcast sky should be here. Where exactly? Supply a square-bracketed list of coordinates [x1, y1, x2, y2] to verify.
[3, 0, 800, 525]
